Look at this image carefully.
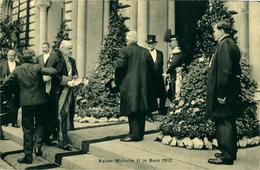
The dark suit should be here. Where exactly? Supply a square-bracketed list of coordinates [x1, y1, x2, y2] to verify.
[151, 49, 166, 114]
[115, 43, 157, 140]
[207, 36, 241, 161]
[166, 50, 183, 101]
[3, 62, 56, 158]
[35, 53, 53, 143]
[47, 50, 78, 147]
[35, 54, 48, 66]
[0, 60, 19, 125]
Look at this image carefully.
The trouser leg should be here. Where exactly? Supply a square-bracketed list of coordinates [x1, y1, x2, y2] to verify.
[58, 110, 69, 147]
[34, 105, 45, 148]
[138, 113, 146, 139]
[128, 113, 145, 140]
[21, 106, 34, 158]
[215, 118, 237, 161]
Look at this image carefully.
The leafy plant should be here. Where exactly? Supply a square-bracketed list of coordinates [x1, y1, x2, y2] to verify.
[75, 0, 129, 118]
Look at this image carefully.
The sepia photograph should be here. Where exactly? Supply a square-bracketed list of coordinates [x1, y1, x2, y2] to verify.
[0, 0, 260, 169]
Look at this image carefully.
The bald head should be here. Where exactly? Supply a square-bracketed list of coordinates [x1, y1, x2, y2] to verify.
[126, 31, 138, 45]
[7, 50, 16, 62]
[60, 40, 73, 57]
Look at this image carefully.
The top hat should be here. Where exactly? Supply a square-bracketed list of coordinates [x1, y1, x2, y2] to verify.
[164, 29, 178, 42]
[146, 35, 157, 44]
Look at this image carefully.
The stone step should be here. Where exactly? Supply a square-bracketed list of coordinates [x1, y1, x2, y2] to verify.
[68, 121, 160, 152]
[2, 126, 130, 170]
[0, 158, 15, 170]
[88, 135, 204, 170]
[0, 140, 63, 170]
[89, 133, 260, 170]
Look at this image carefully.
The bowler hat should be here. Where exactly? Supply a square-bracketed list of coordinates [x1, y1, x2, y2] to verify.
[146, 35, 157, 44]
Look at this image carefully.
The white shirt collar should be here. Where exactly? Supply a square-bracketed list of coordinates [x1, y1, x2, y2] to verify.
[149, 48, 157, 62]
[218, 35, 229, 43]
[171, 46, 181, 54]
[8, 61, 16, 73]
[43, 52, 50, 64]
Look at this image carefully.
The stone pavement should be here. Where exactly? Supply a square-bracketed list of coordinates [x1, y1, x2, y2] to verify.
[1, 119, 260, 170]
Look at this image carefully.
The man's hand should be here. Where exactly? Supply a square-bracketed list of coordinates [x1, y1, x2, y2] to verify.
[217, 97, 226, 104]
[67, 81, 74, 87]
[43, 75, 51, 82]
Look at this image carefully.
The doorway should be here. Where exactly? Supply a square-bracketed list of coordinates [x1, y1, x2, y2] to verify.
[175, 1, 208, 64]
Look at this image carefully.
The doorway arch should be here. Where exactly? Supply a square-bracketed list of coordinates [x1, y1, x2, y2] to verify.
[175, 0, 208, 64]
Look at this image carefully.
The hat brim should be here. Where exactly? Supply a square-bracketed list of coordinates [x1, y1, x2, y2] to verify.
[145, 40, 157, 44]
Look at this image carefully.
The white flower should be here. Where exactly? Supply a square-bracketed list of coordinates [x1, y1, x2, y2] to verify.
[183, 137, 193, 149]
[212, 139, 218, 147]
[204, 137, 213, 150]
[177, 139, 184, 147]
[99, 117, 108, 123]
[108, 118, 119, 122]
[170, 137, 177, 146]
[162, 136, 172, 145]
[198, 57, 205, 62]
[239, 137, 247, 148]
[192, 138, 204, 149]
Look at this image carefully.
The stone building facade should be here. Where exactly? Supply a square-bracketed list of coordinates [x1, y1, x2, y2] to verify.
[1, 0, 260, 118]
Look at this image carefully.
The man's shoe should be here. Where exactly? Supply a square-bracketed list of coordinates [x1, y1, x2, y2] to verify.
[120, 136, 143, 142]
[17, 156, 32, 164]
[146, 116, 154, 123]
[120, 136, 135, 142]
[208, 158, 233, 165]
[215, 153, 237, 160]
[34, 146, 43, 156]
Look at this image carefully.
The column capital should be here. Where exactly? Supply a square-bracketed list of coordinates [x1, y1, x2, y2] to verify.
[37, 0, 51, 10]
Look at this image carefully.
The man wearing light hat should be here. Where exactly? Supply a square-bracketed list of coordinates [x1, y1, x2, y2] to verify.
[145, 35, 167, 119]
[2, 49, 57, 164]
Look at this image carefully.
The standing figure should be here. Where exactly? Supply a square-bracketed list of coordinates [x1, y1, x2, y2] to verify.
[115, 31, 157, 142]
[164, 30, 183, 101]
[35, 43, 54, 145]
[207, 20, 241, 165]
[145, 35, 167, 120]
[47, 40, 78, 150]
[2, 50, 57, 164]
[0, 50, 20, 127]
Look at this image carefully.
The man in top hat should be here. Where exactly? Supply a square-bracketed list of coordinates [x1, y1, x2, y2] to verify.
[2, 49, 57, 164]
[145, 35, 167, 119]
[163, 30, 183, 101]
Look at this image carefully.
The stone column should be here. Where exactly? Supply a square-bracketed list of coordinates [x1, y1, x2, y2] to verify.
[0, 1, 3, 18]
[72, 0, 78, 58]
[137, 0, 147, 47]
[37, 0, 50, 52]
[249, 2, 260, 120]
[76, 0, 86, 77]
[239, 2, 249, 53]
[225, 2, 249, 53]
[168, 0, 175, 35]
[131, 0, 137, 31]
[103, 0, 110, 40]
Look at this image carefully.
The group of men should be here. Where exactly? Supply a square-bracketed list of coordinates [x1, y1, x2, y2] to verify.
[115, 19, 241, 166]
[0, 19, 241, 166]
[0, 40, 78, 164]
